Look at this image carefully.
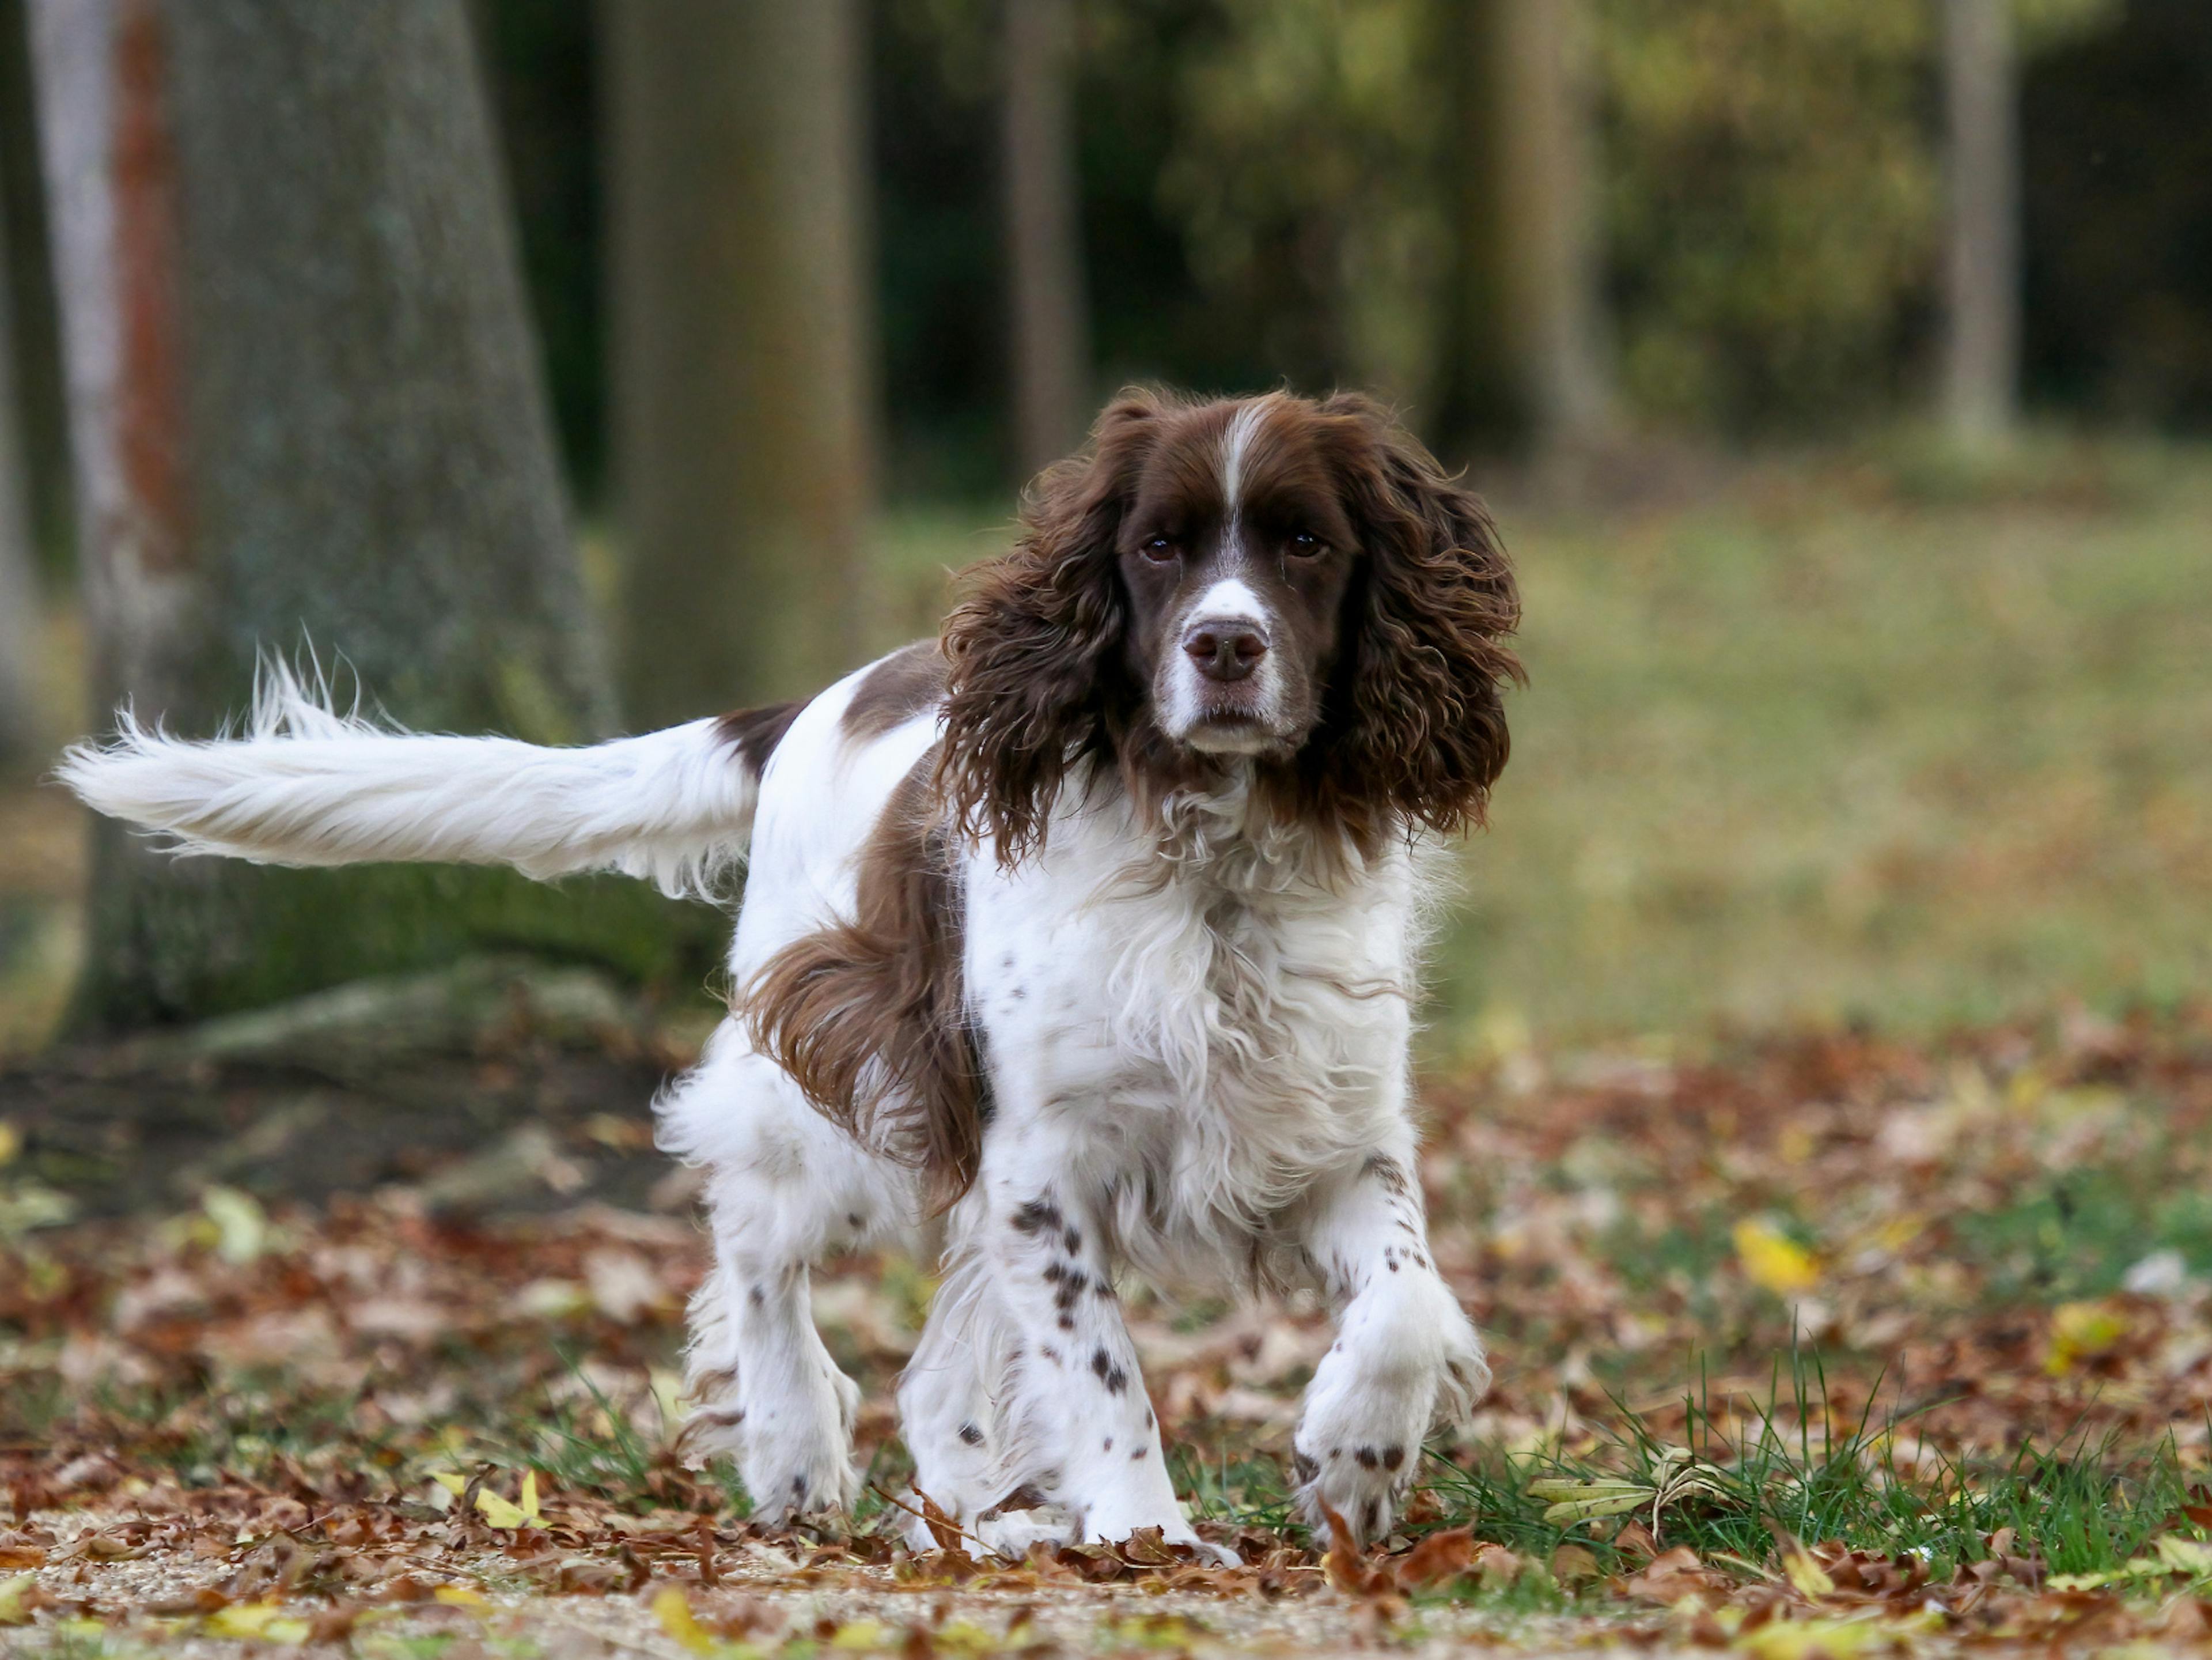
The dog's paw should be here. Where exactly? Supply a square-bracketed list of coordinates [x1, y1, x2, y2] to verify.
[1290, 1422, 1420, 1548]
[1081, 1508, 1241, 1567]
[736, 1368, 862, 1526]
[1293, 1280, 1488, 1546]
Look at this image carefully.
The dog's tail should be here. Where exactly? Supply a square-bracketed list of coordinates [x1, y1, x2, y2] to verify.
[56, 662, 786, 900]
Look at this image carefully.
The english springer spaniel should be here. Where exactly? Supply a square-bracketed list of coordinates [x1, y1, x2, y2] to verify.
[62, 388, 1522, 1558]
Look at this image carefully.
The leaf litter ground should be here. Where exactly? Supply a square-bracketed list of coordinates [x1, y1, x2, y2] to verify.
[6, 1001, 2212, 1657]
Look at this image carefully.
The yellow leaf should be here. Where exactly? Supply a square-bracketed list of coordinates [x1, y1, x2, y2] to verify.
[1733, 1219, 1820, 1296]
[2050, 1558, 2160, 1590]
[653, 1585, 717, 1655]
[434, 1585, 488, 1608]
[430, 1471, 468, 1498]
[0, 1576, 35, 1626]
[2046, 1300, 2130, 1375]
[206, 1601, 286, 1638]
[1780, 1545, 1836, 1598]
[202, 1185, 271, 1265]
[1528, 1475, 1654, 1526]
[933, 1621, 1003, 1654]
[520, 1468, 541, 1522]
[0, 1121, 19, 1167]
[2156, 1536, 2212, 1575]
[474, 1488, 529, 1528]
[828, 1619, 893, 1649]
[1734, 1614, 1886, 1659]
[1527, 1477, 1649, 1500]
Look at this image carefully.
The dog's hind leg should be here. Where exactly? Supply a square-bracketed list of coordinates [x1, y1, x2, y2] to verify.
[657, 1026, 915, 1523]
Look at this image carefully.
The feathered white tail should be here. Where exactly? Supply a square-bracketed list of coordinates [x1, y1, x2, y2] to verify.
[56, 663, 766, 899]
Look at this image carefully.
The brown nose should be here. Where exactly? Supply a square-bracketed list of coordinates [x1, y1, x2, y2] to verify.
[1183, 618, 1269, 683]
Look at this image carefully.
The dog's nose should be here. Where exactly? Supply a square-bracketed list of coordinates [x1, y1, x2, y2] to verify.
[1182, 618, 1269, 683]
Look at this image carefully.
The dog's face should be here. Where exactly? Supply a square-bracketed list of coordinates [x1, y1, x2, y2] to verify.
[938, 388, 1523, 862]
[1116, 398, 1361, 760]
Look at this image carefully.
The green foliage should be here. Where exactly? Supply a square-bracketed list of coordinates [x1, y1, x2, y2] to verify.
[1597, 0, 1939, 430]
[1158, 0, 1450, 407]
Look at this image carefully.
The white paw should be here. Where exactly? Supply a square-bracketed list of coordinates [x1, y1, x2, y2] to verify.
[972, 1505, 1079, 1558]
[1293, 1283, 1488, 1546]
[738, 1368, 862, 1523]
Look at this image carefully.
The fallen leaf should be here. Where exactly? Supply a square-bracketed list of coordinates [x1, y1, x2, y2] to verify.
[1733, 1219, 1820, 1296]
[1394, 1525, 1475, 1589]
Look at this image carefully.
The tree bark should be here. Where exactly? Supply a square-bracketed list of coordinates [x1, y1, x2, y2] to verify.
[605, 0, 876, 726]
[1445, 0, 1611, 454]
[31, 0, 690, 1028]
[1940, 0, 2020, 443]
[1002, 0, 1089, 485]
[0, 176, 40, 769]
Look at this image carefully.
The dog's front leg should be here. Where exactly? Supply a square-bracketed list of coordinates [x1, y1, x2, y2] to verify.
[962, 1136, 1215, 1556]
[1291, 1145, 1490, 1546]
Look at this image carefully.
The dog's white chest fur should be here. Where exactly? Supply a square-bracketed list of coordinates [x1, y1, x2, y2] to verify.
[964, 778, 1419, 1285]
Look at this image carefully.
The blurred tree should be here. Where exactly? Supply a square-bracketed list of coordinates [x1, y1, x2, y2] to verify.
[1445, 0, 1612, 452]
[1941, 0, 2020, 442]
[2021, 0, 2207, 425]
[605, 0, 876, 724]
[31, 0, 694, 1028]
[1596, 0, 1940, 432]
[474, 0, 605, 500]
[0, 0, 69, 582]
[872, 0, 1006, 497]
[0, 183, 35, 766]
[1002, 0, 1090, 479]
[1160, 0, 1451, 413]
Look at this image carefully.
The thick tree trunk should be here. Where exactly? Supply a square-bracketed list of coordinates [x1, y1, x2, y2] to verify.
[605, 0, 875, 725]
[0, 179, 39, 769]
[1445, 0, 1611, 453]
[1002, 0, 1089, 484]
[1940, 0, 2020, 443]
[31, 0, 687, 1028]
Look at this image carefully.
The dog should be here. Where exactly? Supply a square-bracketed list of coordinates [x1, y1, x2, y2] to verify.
[61, 388, 1522, 1559]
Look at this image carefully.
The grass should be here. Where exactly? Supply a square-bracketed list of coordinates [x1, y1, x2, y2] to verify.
[1433, 449, 2212, 1046]
[1164, 1347, 2200, 1598]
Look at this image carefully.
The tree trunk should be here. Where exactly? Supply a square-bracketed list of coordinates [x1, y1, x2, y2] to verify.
[605, 0, 876, 726]
[1002, 0, 1089, 484]
[1445, 0, 1611, 454]
[1940, 0, 2020, 443]
[31, 0, 691, 1028]
[0, 176, 40, 769]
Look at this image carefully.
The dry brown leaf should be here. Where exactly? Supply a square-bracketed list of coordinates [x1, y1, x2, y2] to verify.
[1393, 1525, 1475, 1589]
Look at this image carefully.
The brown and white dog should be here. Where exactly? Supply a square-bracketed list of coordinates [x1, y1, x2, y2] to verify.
[62, 388, 1522, 1557]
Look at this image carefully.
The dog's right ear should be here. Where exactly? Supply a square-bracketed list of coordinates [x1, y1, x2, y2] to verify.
[937, 392, 1159, 865]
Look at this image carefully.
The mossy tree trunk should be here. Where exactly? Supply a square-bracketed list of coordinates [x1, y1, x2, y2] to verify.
[30, 0, 696, 1029]
[0, 172, 38, 770]
[604, 0, 876, 723]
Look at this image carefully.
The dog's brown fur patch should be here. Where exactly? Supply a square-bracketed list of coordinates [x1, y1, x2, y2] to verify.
[743, 751, 983, 1212]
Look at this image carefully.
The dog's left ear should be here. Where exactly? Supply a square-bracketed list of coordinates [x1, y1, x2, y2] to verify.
[937, 391, 1161, 864]
[1316, 393, 1524, 839]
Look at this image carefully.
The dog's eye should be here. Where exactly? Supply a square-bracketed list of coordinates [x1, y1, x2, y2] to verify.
[1139, 535, 1177, 562]
[1287, 530, 1323, 556]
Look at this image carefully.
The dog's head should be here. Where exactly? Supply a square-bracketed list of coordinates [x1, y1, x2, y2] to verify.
[938, 389, 1522, 862]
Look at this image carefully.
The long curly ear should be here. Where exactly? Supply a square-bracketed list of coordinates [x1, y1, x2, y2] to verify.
[1316, 393, 1523, 840]
[937, 392, 1161, 863]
